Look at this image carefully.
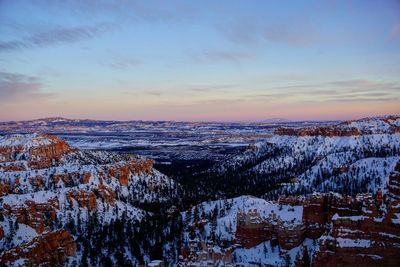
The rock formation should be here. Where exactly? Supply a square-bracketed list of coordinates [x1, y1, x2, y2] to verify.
[0, 230, 76, 266]
[0, 133, 178, 266]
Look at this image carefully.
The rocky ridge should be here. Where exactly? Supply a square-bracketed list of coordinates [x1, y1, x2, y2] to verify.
[181, 116, 400, 266]
[206, 116, 400, 198]
[275, 116, 400, 136]
[0, 133, 180, 266]
[181, 164, 400, 266]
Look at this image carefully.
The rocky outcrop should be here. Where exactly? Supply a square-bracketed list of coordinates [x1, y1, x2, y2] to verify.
[302, 194, 361, 239]
[108, 159, 153, 186]
[277, 224, 305, 250]
[312, 210, 400, 267]
[2, 199, 59, 234]
[310, 164, 400, 266]
[235, 192, 398, 259]
[180, 240, 234, 266]
[66, 189, 97, 210]
[236, 208, 305, 250]
[82, 172, 91, 184]
[0, 133, 177, 266]
[275, 116, 400, 137]
[274, 127, 297, 136]
[278, 196, 303, 206]
[0, 178, 23, 196]
[275, 127, 361, 137]
[0, 134, 74, 170]
[27, 135, 74, 169]
[0, 146, 23, 163]
[236, 209, 274, 248]
[94, 184, 116, 206]
[0, 163, 26, 172]
[52, 172, 81, 187]
[0, 230, 76, 267]
[29, 175, 45, 189]
[0, 181, 10, 197]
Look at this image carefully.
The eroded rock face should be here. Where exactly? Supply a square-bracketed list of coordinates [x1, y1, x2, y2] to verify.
[0, 182, 10, 197]
[108, 159, 153, 186]
[310, 163, 400, 267]
[94, 184, 116, 206]
[0, 146, 23, 163]
[312, 208, 400, 267]
[235, 188, 400, 265]
[236, 209, 274, 248]
[0, 133, 175, 266]
[52, 172, 81, 187]
[66, 189, 97, 210]
[27, 135, 74, 169]
[302, 194, 361, 239]
[29, 175, 45, 189]
[236, 208, 305, 250]
[0, 134, 74, 170]
[0, 163, 26, 172]
[82, 172, 91, 184]
[0, 230, 76, 267]
[2, 199, 59, 234]
[237, 193, 363, 249]
[277, 224, 305, 250]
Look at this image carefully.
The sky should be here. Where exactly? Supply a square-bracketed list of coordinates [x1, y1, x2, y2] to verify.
[0, 0, 399, 122]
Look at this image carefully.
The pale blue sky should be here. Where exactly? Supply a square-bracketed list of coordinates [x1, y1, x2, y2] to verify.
[0, 0, 399, 121]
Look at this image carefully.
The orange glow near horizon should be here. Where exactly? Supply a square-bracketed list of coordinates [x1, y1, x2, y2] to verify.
[1, 94, 398, 122]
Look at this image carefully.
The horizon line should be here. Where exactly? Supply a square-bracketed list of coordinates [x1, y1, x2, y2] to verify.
[0, 114, 398, 124]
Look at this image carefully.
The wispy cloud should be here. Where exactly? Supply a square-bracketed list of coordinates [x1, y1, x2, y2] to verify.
[190, 98, 244, 106]
[189, 84, 234, 93]
[0, 71, 55, 101]
[193, 49, 254, 64]
[0, 23, 113, 52]
[264, 24, 318, 46]
[215, 20, 261, 46]
[216, 18, 319, 47]
[101, 57, 142, 70]
[253, 79, 400, 103]
[324, 96, 398, 103]
[123, 90, 162, 96]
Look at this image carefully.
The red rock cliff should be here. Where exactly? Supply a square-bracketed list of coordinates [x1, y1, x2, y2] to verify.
[0, 230, 76, 267]
[108, 159, 153, 186]
[27, 134, 74, 169]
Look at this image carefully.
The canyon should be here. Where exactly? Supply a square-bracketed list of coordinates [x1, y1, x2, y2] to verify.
[1, 116, 399, 266]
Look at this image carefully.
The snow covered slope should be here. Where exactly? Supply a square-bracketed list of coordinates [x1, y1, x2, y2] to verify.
[207, 116, 400, 198]
[0, 133, 181, 266]
[180, 181, 400, 266]
[179, 116, 400, 266]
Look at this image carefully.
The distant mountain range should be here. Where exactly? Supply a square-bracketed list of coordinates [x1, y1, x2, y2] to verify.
[259, 117, 293, 123]
[0, 117, 339, 134]
[0, 117, 338, 162]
